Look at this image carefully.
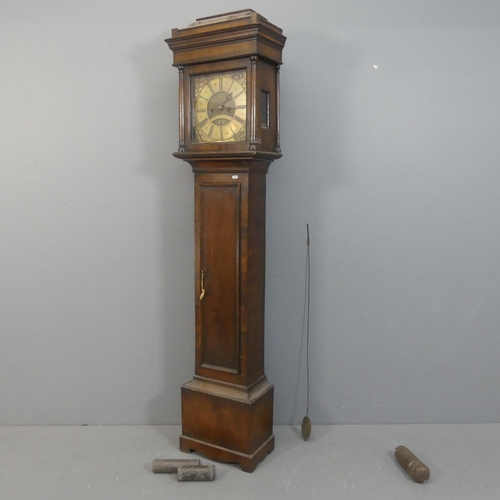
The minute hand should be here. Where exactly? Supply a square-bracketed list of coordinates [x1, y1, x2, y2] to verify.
[219, 93, 232, 108]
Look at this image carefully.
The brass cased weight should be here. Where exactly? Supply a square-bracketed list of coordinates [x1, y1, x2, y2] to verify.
[152, 458, 201, 473]
[177, 464, 216, 482]
[394, 445, 430, 483]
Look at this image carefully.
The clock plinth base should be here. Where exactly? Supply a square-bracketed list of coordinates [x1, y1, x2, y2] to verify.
[180, 377, 274, 472]
[180, 434, 274, 473]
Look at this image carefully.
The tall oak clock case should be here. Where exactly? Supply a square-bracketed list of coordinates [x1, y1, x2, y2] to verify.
[166, 10, 286, 473]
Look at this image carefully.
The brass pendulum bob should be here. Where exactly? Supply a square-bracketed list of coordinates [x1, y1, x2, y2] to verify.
[301, 415, 311, 441]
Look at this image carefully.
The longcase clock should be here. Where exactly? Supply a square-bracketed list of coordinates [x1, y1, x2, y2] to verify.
[166, 10, 286, 473]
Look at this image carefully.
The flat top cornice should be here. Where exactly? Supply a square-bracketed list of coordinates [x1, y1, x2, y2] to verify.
[166, 9, 286, 48]
[190, 9, 269, 28]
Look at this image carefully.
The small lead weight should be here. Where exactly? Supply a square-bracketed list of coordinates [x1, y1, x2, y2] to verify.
[395, 445, 430, 483]
[177, 465, 216, 482]
[152, 458, 201, 473]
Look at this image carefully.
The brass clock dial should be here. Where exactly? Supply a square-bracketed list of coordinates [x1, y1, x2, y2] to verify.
[192, 71, 247, 143]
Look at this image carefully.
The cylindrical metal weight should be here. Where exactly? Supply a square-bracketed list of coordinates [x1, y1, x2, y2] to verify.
[177, 465, 216, 482]
[395, 445, 430, 483]
[152, 458, 202, 473]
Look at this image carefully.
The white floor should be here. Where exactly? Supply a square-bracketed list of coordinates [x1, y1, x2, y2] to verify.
[0, 424, 498, 499]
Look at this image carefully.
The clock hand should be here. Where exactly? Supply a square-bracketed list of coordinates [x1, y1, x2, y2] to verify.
[218, 93, 232, 110]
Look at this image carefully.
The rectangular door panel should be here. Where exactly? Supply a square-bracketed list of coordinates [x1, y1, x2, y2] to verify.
[199, 183, 241, 373]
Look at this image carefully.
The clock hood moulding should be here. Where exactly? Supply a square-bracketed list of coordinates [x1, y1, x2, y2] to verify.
[166, 9, 286, 66]
[166, 9, 285, 158]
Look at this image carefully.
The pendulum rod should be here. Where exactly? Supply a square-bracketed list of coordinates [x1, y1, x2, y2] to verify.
[301, 223, 312, 441]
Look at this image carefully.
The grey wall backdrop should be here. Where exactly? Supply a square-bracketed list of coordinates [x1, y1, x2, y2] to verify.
[1, 1, 499, 425]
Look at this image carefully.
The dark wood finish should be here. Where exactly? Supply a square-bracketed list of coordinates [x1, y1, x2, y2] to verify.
[174, 58, 281, 156]
[198, 181, 241, 373]
[166, 10, 285, 473]
[167, 10, 285, 66]
[193, 162, 269, 387]
[166, 9, 285, 156]
[180, 376, 274, 473]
